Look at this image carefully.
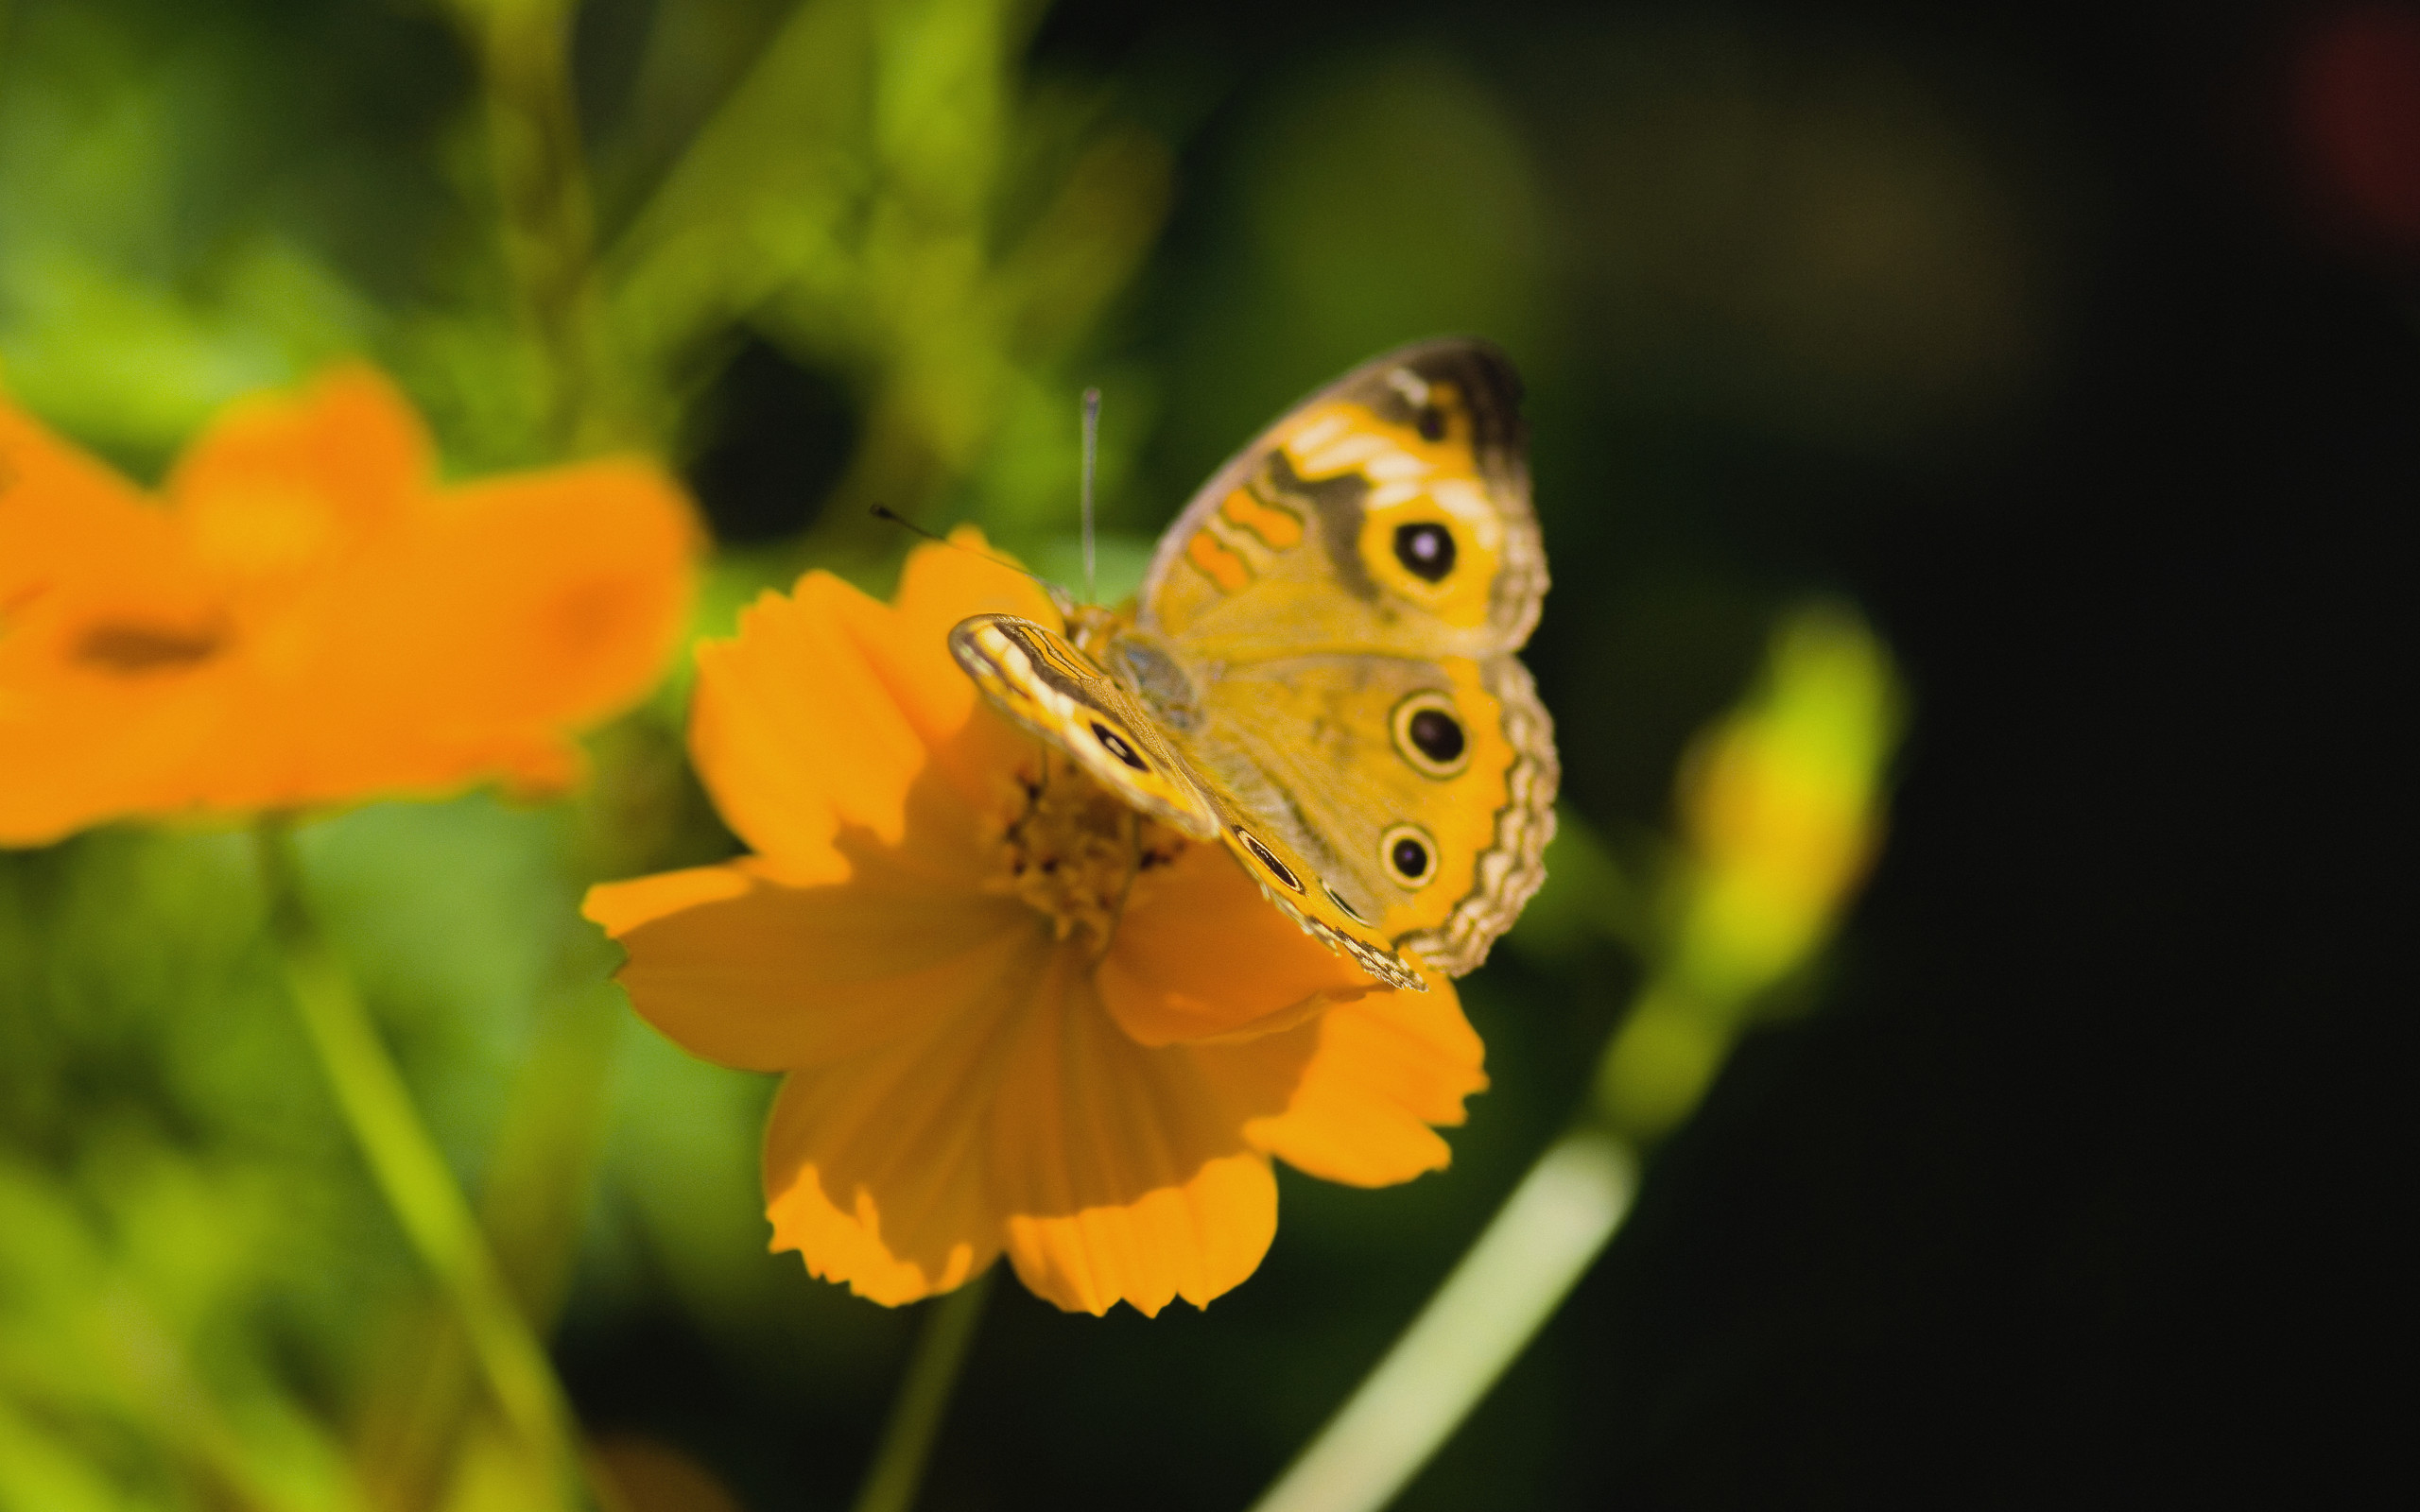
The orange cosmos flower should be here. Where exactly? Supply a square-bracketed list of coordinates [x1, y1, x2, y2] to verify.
[0, 367, 698, 845]
[582, 536, 1487, 1315]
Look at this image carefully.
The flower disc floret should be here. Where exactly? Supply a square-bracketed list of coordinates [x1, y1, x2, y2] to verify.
[987, 753, 1187, 948]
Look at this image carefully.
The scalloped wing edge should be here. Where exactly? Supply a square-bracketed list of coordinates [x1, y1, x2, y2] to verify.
[1395, 655, 1558, 975]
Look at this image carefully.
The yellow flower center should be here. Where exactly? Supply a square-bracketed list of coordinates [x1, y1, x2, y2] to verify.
[988, 752, 1187, 951]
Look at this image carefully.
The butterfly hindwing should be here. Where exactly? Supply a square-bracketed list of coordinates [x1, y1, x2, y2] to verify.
[1201, 802, 1433, 993]
[1172, 650, 1556, 976]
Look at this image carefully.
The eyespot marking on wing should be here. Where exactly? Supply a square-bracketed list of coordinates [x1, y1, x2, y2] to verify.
[947, 612, 1222, 840]
[1234, 826, 1305, 892]
[1394, 521, 1456, 581]
[1323, 883, 1372, 924]
[1135, 339, 1541, 653]
[1381, 823, 1437, 888]
[1091, 720, 1149, 771]
[1390, 690, 1470, 778]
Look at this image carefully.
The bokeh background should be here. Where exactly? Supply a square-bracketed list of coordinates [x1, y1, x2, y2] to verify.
[1, 0, 2399, 1506]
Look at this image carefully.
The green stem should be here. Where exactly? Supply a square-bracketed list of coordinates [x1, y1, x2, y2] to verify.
[1241, 974, 1743, 1512]
[364, 975, 625, 1511]
[850, 1270, 994, 1512]
[253, 818, 600, 1512]
[448, 0, 618, 453]
[1244, 1134, 1637, 1512]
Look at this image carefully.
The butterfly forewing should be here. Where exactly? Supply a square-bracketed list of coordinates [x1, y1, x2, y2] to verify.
[947, 613, 1221, 840]
[1137, 339, 1543, 662]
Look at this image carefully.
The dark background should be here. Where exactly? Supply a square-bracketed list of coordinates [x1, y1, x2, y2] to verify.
[3, 0, 2402, 1505]
[636, 1, 2403, 1504]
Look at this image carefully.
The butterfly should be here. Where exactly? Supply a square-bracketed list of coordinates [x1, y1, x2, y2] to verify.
[949, 339, 1555, 991]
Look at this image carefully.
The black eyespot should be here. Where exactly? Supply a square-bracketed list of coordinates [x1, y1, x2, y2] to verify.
[1415, 404, 1447, 442]
[1324, 884, 1371, 925]
[1393, 522, 1456, 582]
[1236, 828, 1304, 892]
[1381, 822, 1437, 887]
[1408, 708, 1464, 765]
[1090, 721, 1148, 771]
[1391, 691, 1473, 779]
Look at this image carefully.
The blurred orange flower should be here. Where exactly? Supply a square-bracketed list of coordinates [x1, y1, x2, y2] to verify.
[0, 367, 698, 845]
[583, 536, 1486, 1315]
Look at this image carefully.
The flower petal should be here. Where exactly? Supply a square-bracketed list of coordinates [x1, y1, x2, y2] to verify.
[988, 950, 1281, 1315]
[365, 459, 698, 779]
[165, 365, 426, 578]
[1, 370, 696, 836]
[877, 526, 1062, 733]
[821, 528, 1060, 825]
[159, 457, 693, 814]
[689, 574, 983, 885]
[688, 533, 1060, 888]
[1099, 842, 1377, 1046]
[0, 399, 240, 844]
[1201, 971, 1489, 1189]
[585, 856, 1037, 1073]
[761, 930, 1051, 1303]
[0, 389, 161, 602]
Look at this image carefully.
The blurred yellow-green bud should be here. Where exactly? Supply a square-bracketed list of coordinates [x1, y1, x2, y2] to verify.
[1598, 604, 1904, 1140]
[1671, 605, 1904, 1000]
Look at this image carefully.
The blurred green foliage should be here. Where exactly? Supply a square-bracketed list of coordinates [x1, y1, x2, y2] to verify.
[0, 0, 2048, 1506]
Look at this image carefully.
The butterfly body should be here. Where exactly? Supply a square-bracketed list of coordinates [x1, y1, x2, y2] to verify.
[949, 340, 1556, 991]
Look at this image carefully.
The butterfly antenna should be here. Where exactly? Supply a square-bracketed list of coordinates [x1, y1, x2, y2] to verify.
[868, 506, 1056, 590]
[1080, 386, 1101, 606]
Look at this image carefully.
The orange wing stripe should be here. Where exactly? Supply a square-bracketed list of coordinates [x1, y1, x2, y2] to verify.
[1219, 488, 1304, 549]
[1184, 530, 1251, 593]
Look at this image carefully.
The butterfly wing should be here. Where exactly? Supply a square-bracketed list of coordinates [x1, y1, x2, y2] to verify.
[1136, 338, 1543, 662]
[1175, 651, 1556, 976]
[953, 612, 1432, 991]
[1127, 338, 1557, 977]
[947, 613, 1221, 841]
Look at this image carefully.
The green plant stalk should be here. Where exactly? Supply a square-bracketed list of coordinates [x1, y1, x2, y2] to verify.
[362, 981, 624, 1512]
[253, 819, 597, 1512]
[0, 1393, 119, 1512]
[1246, 605, 1902, 1512]
[850, 1269, 995, 1512]
[1246, 1132, 1639, 1512]
[1243, 960, 1820, 1512]
[448, 0, 617, 452]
